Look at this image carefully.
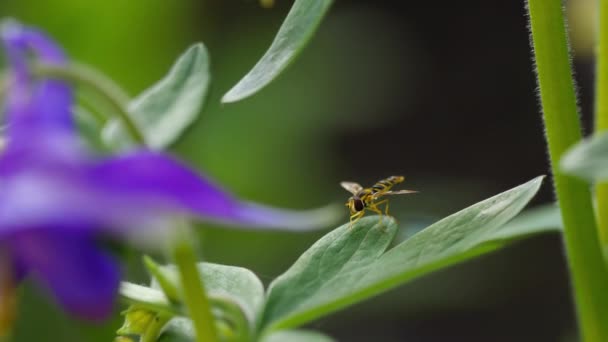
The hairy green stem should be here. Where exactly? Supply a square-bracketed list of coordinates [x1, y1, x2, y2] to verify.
[33, 62, 146, 144]
[596, 0, 608, 251]
[527, 0, 608, 340]
[171, 230, 218, 342]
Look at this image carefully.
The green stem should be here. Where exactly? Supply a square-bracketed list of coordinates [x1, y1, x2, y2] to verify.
[0, 255, 16, 341]
[32, 62, 146, 144]
[171, 230, 218, 342]
[596, 0, 608, 251]
[0, 72, 7, 102]
[527, 0, 608, 341]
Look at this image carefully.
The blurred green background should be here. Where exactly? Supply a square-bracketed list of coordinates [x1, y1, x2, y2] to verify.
[1, 0, 596, 341]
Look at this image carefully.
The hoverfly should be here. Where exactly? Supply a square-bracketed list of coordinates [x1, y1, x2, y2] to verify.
[341, 175, 417, 228]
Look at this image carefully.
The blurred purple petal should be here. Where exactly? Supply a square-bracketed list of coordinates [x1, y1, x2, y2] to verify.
[0, 158, 167, 236]
[90, 150, 235, 216]
[231, 201, 340, 230]
[1, 21, 73, 142]
[90, 150, 340, 230]
[9, 229, 119, 320]
[19, 28, 66, 63]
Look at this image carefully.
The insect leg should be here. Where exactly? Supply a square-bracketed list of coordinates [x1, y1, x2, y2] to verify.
[367, 200, 388, 225]
[349, 211, 364, 229]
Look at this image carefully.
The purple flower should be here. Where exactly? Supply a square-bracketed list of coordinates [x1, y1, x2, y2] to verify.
[0, 21, 337, 320]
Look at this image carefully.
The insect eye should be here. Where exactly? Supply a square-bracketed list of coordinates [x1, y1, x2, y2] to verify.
[354, 199, 364, 211]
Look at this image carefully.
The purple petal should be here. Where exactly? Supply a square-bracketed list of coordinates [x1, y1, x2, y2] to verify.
[20, 28, 67, 64]
[90, 150, 340, 231]
[1, 21, 33, 125]
[0, 158, 162, 236]
[8, 229, 119, 320]
[1, 21, 74, 142]
[90, 150, 235, 217]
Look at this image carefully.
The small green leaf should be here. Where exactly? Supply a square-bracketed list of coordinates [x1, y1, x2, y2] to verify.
[143, 256, 181, 304]
[116, 307, 158, 336]
[156, 317, 248, 342]
[222, 0, 333, 103]
[157, 320, 336, 342]
[561, 131, 608, 181]
[151, 263, 265, 325]
[119, 282, 175, 314]
[260, 330, 336, 342]
[261, 176, 548, 332]
[104, 43, 210, 149]
[116, 306, 171, 342]
[157, 318, 195, 342]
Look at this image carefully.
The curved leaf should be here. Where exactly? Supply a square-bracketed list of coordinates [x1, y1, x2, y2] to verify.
[262, 215, 398, 331]
[261, 176, 549, 332]
[222, 0, 333, 103]
[561, 131, 608, 181]
[498, 203, 562, 238]
[104, 43, 210, 149]
[157, 318, 195, 342]
[119, 282, 175, 314]
[261, 330, 336, 342]
[151, 262, 265, 325]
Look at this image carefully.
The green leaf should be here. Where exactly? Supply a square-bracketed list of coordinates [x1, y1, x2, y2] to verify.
[151, 263, 265, 325]
[222, 0, 333, 103]
[119, 282, 175, 314]
[115, 306, 171, 342]
[143, 256, 180, 304]
[157, 318, 195, 342]
[561, 131, 608, 181]
[157, 319, 336, 342]
[116, 307, 158, 336]
[261, 176, 548, 332]
[260, 330, 336, 342]
[498, 203, 562, 238]
[104, 43, 210, 149]
[261, 216, 398, 332]
[156, 317, 249, 342]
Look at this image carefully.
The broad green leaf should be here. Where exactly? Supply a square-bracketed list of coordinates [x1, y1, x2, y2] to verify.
[498, 203, 562, 238]
[261, 330, 336, 342]
[261, 176, 548, 332]
[104, 43, 210, 149]
[262, 216, 398, 331]
[561, 131, 608, 181]
[221, 0, 333, 103]
[151, 263, 265, 325]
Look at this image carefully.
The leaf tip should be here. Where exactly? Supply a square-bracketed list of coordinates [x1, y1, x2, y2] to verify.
[221, 86, 247, 104]
[185, 42, 207, 60]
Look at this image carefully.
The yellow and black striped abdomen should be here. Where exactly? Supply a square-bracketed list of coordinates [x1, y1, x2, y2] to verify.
[371, 175, 404, 194]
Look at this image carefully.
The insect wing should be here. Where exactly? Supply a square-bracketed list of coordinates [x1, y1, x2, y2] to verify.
[340, 181, 363, 195]
[384, 189, 418, 195]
